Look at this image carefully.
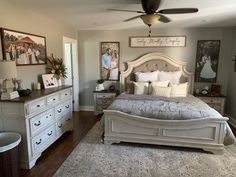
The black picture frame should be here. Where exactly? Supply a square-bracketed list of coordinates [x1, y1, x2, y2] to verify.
[194, 40, 220, 83]
[1, 28, 47, 66]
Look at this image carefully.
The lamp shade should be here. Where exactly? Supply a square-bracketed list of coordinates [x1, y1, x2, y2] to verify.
[140, 14, 160, 26]
[0, 61, 17, 79]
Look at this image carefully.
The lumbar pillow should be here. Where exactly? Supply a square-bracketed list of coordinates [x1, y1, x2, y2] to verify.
[135, 70, 159, 82]
[158, 71, 182, 84]
[149, 80, 170, 94]
[152, 86, 171, 97]
[133, 82, 149, 95]
[170, 82, 189, 97]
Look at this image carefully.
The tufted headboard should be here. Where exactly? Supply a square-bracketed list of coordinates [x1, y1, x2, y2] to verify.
[120, 52, 194, 93]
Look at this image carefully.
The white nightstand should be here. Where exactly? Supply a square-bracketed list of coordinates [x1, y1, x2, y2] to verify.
[195, 94, 226, 115]
[93, 90, 118, 115]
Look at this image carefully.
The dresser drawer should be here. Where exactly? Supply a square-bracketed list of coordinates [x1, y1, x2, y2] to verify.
[56, 113, 73, 136]
[55, 101, 72, 119]
[47, 93, 60, 105]
[60, 89, 71, 100]
[31, 125, 56, 154]
[27, 98, 47, 115]
[96, 93, 115, 99]
[29, 109, 54, 136]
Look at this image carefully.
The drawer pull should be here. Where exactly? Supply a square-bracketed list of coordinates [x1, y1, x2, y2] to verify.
[66, 118, 71, 121]
[210, 100, 213, 103]
[57, 109, 62, 113]
[53, 98, 56, 101]
[58, 124, 63, 128]
[37, 105, 40, 108]
[65, 93, 68, 96]
[47, 131, 53, 136]
[36, 139, 42, 145]
[65, 105, 70, 109]
[34, 121, 41, 126]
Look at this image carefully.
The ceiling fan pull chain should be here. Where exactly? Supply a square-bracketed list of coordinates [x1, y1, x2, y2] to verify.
[148, 25, 151, 37]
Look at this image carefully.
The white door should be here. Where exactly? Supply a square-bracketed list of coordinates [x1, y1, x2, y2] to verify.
[63, 37, 79, 111]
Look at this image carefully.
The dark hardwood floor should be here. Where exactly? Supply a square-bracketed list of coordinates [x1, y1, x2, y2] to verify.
[19, 111, 236, 177]
[20, 111, 100, 177]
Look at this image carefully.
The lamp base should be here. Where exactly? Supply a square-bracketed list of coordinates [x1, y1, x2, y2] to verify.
[1, 91, 19, 100]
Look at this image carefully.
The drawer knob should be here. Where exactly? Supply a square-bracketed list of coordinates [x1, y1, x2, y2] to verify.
[210, 100, 213, 103]
[57, 109, 62, 113]
[53, 98, 56, 101]
[66, 118, 71, 121]
[58, 124, 63, 128]
[34, 121, 41, 126]
[47, 131, 53, 136]
[36, 139, 42, 145]
[65, 93, 68, 96]
[65, 105, 70, 109]
[37, 105, 40, 108]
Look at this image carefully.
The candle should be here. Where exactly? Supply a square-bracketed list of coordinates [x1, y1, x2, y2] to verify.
[36, 82, 41, 90]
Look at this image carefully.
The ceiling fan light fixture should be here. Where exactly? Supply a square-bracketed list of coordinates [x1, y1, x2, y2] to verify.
[140, 14, 160, 26]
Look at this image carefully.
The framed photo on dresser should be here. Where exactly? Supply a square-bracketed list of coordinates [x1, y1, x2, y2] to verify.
[194, 40, 220, 83]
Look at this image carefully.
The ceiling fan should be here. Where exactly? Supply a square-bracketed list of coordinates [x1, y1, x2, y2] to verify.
[108, 0, 198, 27]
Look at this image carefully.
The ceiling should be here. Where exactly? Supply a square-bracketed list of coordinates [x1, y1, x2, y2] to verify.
[9, 0, 236, 30]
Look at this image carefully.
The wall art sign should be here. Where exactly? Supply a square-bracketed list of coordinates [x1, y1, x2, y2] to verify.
[1, 28, 47, 66]
[129, 36, 186, 47]
[194, 40, 221, 83]
[100, 42, 120, 81]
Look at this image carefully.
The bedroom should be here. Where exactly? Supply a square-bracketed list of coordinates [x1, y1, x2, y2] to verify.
[0, 0, 236, 177]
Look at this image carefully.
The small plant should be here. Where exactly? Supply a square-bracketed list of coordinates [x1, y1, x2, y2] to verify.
[47, 54, 67, 80]
[96, 79, 104, 84]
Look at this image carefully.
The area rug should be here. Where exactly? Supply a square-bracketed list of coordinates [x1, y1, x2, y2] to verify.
[54, 119, 236, 177]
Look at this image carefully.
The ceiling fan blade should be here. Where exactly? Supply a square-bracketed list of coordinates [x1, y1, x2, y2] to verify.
[141, 0, 161, 14]
[107, 9, 144, 13]
[158, 14, 171, 23]
[158, 8, 198, 14]
[123, 15, 141, 22]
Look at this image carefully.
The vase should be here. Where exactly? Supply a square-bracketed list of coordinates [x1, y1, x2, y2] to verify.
[57, 78, 62, 86]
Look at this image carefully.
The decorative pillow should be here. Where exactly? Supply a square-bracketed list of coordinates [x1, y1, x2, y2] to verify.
[126, 81, 134, 94]
[133, 82, 149, 95]
[135, 70, 159, 82]
[152, 86, 171, 97]
[149, 80, 170, 94]
[158, 71, 182, 84]
[170, 82, 189, 97]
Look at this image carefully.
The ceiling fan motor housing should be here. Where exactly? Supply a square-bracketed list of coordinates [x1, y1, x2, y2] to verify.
[141, 0, 160, 14]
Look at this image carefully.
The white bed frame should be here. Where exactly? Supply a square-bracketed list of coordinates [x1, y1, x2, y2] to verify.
[104, 52, 228, 154]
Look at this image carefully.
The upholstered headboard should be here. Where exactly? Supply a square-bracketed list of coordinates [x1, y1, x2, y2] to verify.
[120, 52, 194, 93]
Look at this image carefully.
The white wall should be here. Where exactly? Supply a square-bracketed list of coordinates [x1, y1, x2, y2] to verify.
[0, 0, 76, 89]
[78, 27, 234, 107]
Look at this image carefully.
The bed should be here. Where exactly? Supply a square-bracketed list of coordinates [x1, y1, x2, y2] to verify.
[103, 52, 235, 154]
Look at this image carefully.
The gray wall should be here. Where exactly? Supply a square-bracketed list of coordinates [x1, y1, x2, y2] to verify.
[0, 0, 76, 89]
[78, 27, 234, 107]
[226, 27, 236, 120]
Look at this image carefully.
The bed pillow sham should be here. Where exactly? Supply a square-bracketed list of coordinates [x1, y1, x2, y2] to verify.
[133, 82, 149, 95]
[135, 71, 159, 82]
[158, 71, 182, 84]
[170, 82, 189, 97]
[149, 80, 170, 94]
[152, 86, 171, 97]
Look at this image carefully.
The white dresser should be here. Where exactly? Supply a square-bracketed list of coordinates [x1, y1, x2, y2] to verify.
[0, 86, 73, 169]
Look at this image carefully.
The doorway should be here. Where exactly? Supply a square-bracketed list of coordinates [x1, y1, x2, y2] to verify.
[63, 37, 79, 111]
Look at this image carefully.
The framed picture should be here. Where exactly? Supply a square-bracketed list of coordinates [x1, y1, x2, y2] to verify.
[100, 42, 120, 80]
[42, 74, 58, 89]
[194, 40, 220, 83]
[129, 36, 186, 47]
[0, 28, 47, 66]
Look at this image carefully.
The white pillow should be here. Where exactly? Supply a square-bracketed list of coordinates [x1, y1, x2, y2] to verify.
[135, 71, 159, 82]
[152, 86, 171, 97]
[170, 82, 189, 97]
[133, 82, 149, 95]
[158, 71, 182, 84]
[150, 80, 170, 94]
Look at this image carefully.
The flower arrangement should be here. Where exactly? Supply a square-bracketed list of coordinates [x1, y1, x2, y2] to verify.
[47, 55, 67, 80]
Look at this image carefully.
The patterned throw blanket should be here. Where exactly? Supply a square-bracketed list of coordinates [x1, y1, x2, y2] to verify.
[108, 94, 222, 120]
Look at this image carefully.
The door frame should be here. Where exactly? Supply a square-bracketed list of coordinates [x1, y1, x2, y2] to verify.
[63, 36, 79, 111]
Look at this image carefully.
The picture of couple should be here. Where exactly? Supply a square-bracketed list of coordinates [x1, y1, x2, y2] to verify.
[101, 42, 120, 80]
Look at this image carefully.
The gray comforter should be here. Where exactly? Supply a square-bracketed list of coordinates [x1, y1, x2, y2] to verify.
[108, 94, 222, 120]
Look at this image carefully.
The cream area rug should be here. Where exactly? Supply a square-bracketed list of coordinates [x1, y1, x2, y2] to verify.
[54, 119, 236, 177]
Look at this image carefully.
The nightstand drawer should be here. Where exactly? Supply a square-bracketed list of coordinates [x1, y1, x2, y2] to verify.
[200, 97, 223, 104]
[96, 93, 115, 99]
[208, 104, 221, 112]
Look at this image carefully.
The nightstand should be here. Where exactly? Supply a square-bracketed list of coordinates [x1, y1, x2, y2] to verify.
[93, 90, 118, 115]
[195, 94, 226, 115]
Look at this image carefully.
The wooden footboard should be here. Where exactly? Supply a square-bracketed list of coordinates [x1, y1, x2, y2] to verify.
[104, 110, 229, 154]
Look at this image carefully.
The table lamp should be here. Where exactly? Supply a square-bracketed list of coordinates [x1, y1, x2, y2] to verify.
[0, 60, 19, 99]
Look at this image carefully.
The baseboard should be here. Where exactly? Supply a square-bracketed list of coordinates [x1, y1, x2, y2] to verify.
[79, 106, 94, 112]
[225, 114, 236, 127]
